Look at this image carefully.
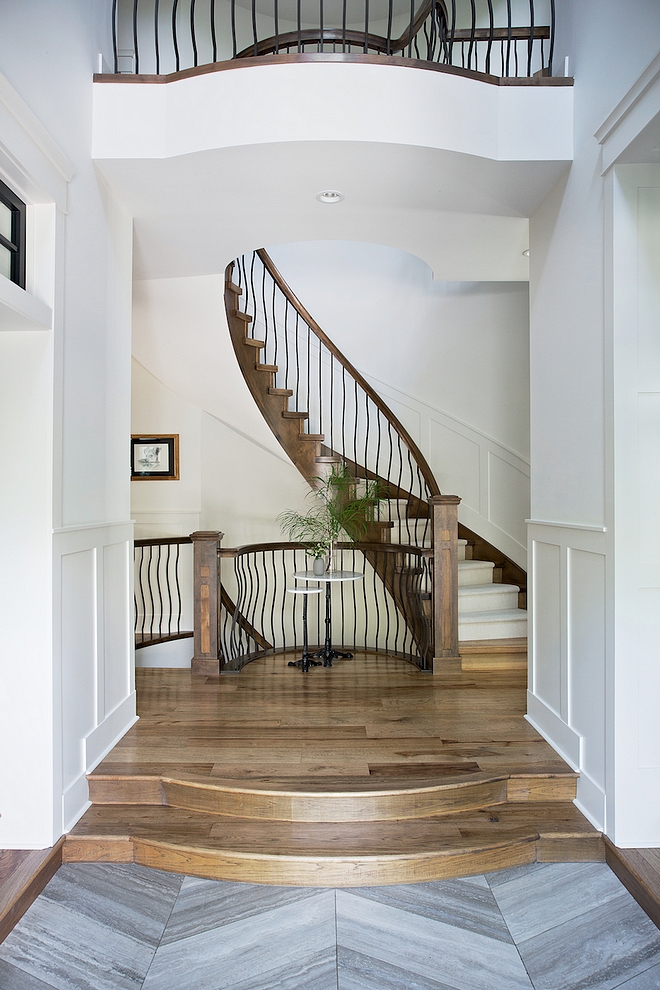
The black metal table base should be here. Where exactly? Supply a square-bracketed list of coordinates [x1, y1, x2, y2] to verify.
[310, 647, 353, 668]
[288, 655, 323, 673]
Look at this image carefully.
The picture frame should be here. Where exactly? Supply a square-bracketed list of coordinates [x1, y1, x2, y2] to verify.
[131, 435, 179, 480]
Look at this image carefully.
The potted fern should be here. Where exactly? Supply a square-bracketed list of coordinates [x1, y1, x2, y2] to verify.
[279, 464, 383, 573]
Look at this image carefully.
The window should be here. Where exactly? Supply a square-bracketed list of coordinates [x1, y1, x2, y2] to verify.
[0, 178, 26, 289]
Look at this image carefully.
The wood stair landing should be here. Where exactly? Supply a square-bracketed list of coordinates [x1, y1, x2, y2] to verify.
[64, 661, 602, 886]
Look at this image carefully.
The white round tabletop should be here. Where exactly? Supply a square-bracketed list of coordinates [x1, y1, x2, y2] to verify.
[293, 570, 364, 583]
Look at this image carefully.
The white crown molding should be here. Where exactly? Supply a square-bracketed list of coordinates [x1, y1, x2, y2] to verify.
[595, 50, 660, 173]
[0, 71, 74, 183]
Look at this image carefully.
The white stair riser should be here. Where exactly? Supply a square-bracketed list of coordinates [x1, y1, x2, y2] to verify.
[459, 611, 528, 640]
[458, 561, 494, 587]
[458, 586, 519, 612]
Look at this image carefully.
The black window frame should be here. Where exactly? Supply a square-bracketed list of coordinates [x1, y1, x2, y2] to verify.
[0, 178, 26, 289]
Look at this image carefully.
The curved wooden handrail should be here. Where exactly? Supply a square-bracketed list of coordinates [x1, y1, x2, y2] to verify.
[256, 248, 441, 498]
[219, 583, 273, 650]
[220, 539, 432, 557]
[236, 0, 445, 59]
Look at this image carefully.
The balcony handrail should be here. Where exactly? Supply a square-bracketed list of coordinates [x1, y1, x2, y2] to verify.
[110, 0, 555, 79]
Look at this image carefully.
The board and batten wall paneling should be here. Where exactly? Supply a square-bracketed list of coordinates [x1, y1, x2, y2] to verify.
[527, 522, 607, 829]
[531, 540, 562, 717]
[55, 523, 136, 833]
[568, 548, 606, 827]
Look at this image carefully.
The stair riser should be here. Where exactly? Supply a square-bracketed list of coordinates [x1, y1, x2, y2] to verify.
[459, 616, 528, 640]
[161, 778, 508, 821]
[88, 773, 576, 816]
[63, 833, 603, 886]
[459, 590, 519, 612]
[458, 563, 495, 587]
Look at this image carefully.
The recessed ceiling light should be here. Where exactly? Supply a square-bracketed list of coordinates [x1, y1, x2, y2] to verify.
[316, 190, 344, 204]
[522, 249, 530, 257]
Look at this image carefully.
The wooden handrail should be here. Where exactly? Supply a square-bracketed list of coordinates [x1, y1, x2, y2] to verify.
[135, 536, 193, 547]
[220, 539, 432, 557]
[256, 248, 441, 498]
[219, 584, 273, 651]
[234, 7, 549, 63]
[235, 0, 444, 59]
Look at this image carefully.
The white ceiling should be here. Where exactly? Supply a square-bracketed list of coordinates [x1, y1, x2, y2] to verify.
[97, 140, 569, 281]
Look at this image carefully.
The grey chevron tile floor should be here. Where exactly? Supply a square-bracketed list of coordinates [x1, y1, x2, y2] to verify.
[1, 862, 659, 990]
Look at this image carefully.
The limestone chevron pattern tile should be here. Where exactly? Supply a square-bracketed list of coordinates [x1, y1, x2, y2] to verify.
[141, 888, 337, 990]
[0, 960, 55, 990]
[515, 895, 660, 990]
[337, 945, 459, 990]
[340, 880, 513, 943]
[335, 888, 533, 990]
[3, 863, 660, 990]
[159, 876, 325, 945]
[0, 863, 181, 990]
[488, 862, 628, 942]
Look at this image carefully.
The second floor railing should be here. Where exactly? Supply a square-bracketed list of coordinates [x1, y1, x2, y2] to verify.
[111, 0, 555, 78]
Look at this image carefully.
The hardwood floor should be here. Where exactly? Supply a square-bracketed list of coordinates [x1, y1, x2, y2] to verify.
[66, 652, 603, 884]
[0, 842, 63, 944]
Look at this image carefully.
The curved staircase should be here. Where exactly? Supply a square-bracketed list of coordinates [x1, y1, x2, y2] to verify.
[225, 249, 527, 649]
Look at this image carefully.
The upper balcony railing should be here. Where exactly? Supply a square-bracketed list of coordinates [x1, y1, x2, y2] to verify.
[111, 0, 555, 79]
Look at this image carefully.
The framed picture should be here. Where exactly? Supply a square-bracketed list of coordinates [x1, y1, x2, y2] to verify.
[131, 435, 179, 480]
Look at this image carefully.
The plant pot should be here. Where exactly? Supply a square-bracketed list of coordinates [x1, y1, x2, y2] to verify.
[313, 557, 326, 576]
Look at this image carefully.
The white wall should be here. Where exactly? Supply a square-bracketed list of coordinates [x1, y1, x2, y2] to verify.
[527, 0, 660, 839]
[130, 345, 309, 547]
[0, 1, 134, 847]
[132, 358, 202, 538]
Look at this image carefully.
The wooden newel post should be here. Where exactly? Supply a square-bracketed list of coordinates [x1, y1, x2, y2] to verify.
[429, 496, 461, 668]
[191, 531, 223, 677]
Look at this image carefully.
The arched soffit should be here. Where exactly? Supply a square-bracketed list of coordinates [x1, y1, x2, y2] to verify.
[117, 140, 562, 282]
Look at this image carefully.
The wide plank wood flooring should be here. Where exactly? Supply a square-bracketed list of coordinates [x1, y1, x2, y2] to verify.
[67, 651, 602, 884]
[96, 653, 571, 781]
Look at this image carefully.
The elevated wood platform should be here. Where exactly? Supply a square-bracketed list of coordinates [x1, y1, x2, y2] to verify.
[66, 652, 603, 884]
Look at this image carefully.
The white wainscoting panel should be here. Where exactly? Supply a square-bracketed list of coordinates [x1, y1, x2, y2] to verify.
[488, 453, 529, 548]
[428, 419, 481, 513]
[527, 521, 607, 829]
[531, 541, 562, 717]
[568, 549, 606, 797]
[54, 521, 136, 832]
[367, 374, 529, 568]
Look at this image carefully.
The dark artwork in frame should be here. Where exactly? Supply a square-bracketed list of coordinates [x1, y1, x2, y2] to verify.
[131, 435, 179, 480]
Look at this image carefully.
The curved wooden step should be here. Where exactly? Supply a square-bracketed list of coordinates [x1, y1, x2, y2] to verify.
[63, 801, 604, 886]
[87, 768, 578, 821]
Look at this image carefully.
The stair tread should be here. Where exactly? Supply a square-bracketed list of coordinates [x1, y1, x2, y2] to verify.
[66, 801, 600, 856]
[243, 337, 265, 348]
[458, 583, 520, 596]
[256, 363, 278, 373]
[226, 281, 242, 294]
[300, 434, 325, 442]
[268, 388, 293, 396]
[282, 411, 309, 419]
[459, 608, 528, 621]
[233, 310, 252, 322]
